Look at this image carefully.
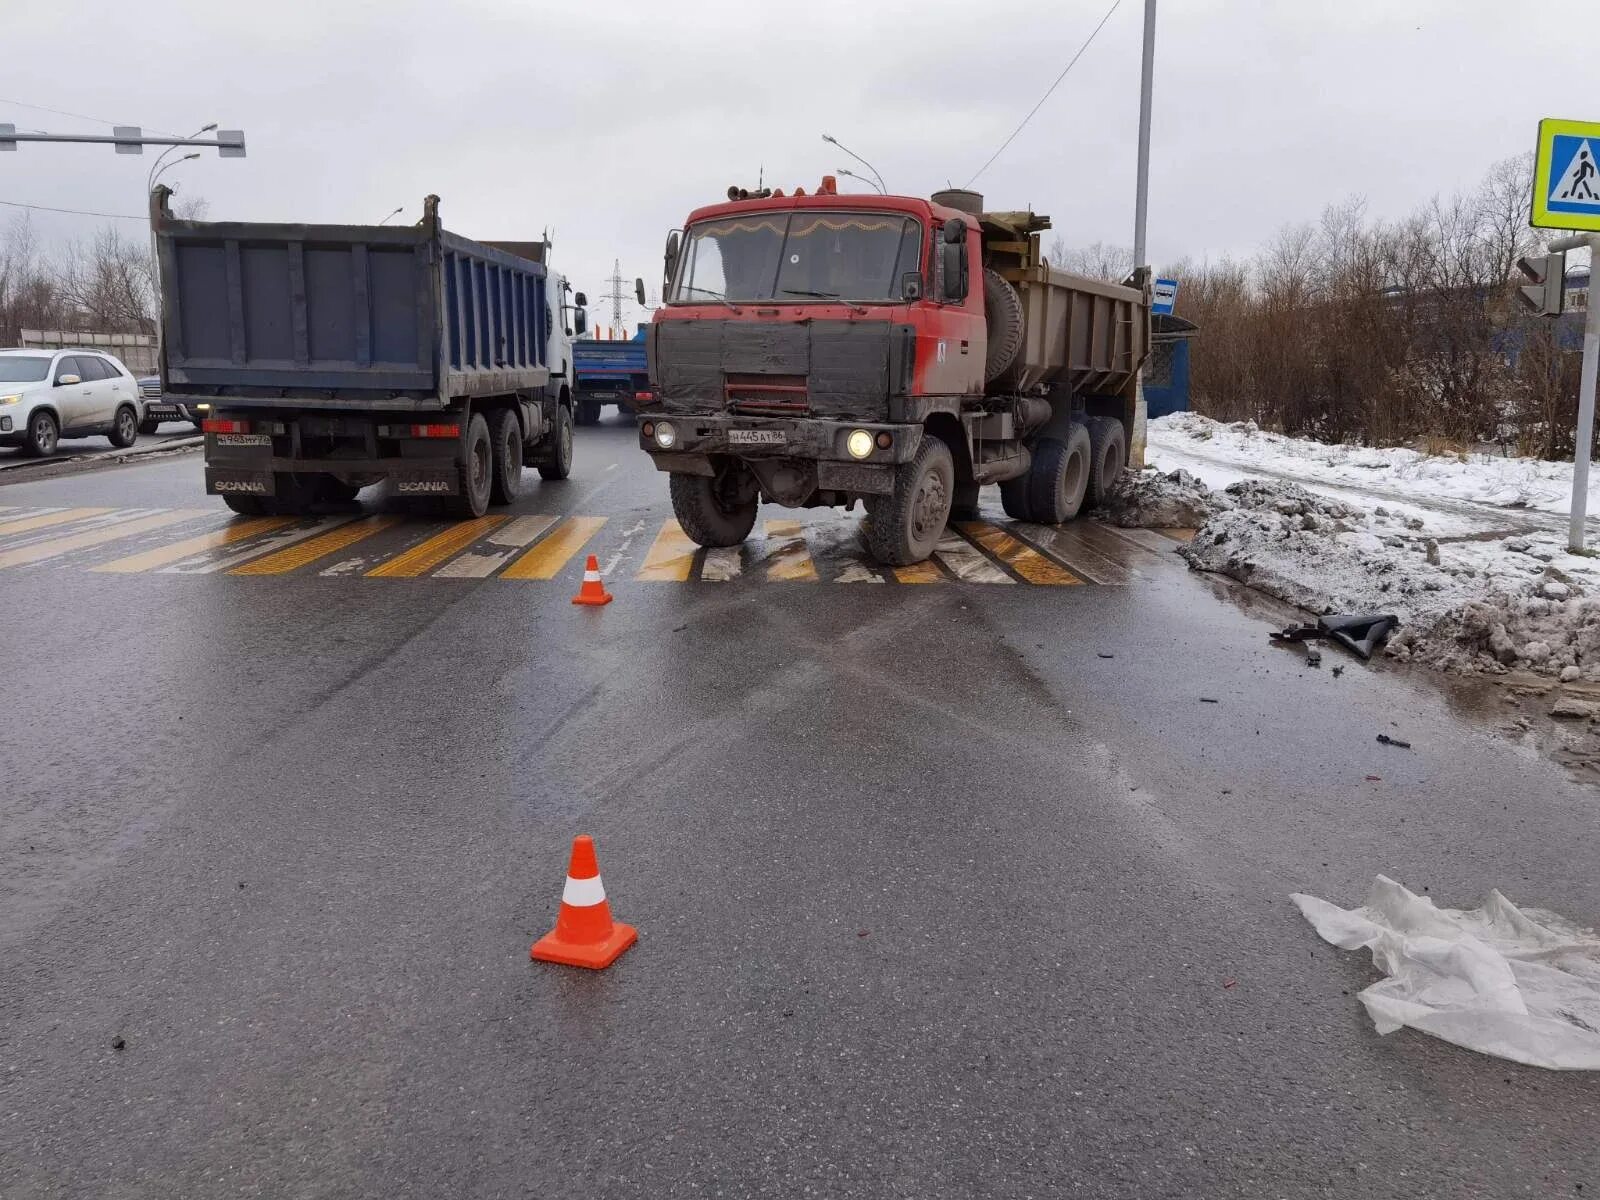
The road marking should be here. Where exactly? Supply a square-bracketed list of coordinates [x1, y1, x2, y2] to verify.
[502, 516, 606, 579]
[636, 519, 699, 581]
[165, 516, 352, 573]
[763, 520, 818, 581]
[0, 507, 114, 538]
[92, 516, 295, 573]
[0, 509, 205, 569]
[833, 561, 885, 583]
[893, 559, 945, 584]
[934, 533, 1014, 583]
[231, 516, 401, 576]
[367, 515, 507, 577]
[700, 545, 743, 581]
[957, 521, 1083, 585]
[1098, 525, 1186, 558]
[1009, 523, 1132, 585]
[433, 514, 558, 578]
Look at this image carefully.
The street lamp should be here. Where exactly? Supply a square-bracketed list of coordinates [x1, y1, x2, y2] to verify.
[822, 133, 886, 195]
[836, 167, 885, 195]
[378, 206, 404, 225]
[151, 152, 200, 191]
[147, 123, 216, 196]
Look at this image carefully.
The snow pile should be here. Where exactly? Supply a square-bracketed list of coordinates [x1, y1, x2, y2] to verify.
[1098, 467, 1223, 528]
[1151, 412, 1590, 516]
[1176, 478, 1600, 678]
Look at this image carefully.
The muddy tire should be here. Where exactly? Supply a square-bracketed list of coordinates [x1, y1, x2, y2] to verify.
[488, 408, 523, 505]
[265, 473, 321, 516]
[536, 405, 574, 481]
[1028, 422, 1092, 524]
[669, 465, 758, 548]
[448, 413, 493, 518]
[864, 435, 954, 566]
[999, 474, 1033, 522]
[138, 417, 161, 437]
[575, 397, 602, 426]
[1086, 416, 1127, 508]
[983, 269, 1025, 383]
[21, 409, 59, 457]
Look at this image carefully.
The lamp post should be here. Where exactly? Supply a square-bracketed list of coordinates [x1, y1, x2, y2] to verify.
[836, 168, 884, 195]
[822, 134, 886, 195]
[378, 207, 404, 226]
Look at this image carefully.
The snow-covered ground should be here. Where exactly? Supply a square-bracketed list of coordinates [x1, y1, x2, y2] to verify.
[1126, 414, 1600, 680]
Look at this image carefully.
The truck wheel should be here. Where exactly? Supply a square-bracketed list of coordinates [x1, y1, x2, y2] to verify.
[999, 474, 1034, 522]
[315, 476, 362, 504]
[450, 413, 494, 517]
[138, 417, 161, 436]
[536, 405, 574, 481]
[864, 435, 954, 566]
[949, 480, 981, 522]
[983, 269, 1025, 384]
[576, 398, 601, 426]
[1085, 416, 1127, 508]
[108, 405, 139, 449]
[669, 465, 758, 548]
[1028, 423, 1092, 524]
[489, 409, 523, 504]
[222, 494, 270, 516]
[266, 473, 320, 516]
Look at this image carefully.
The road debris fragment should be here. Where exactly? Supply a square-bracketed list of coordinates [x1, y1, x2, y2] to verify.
[1376, 734, 1412, 749]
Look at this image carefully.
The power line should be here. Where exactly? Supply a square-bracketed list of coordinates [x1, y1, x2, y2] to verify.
[965, 0, 1124, 188]
[0, 96, 180, 138]
[0, 198, 146, 221]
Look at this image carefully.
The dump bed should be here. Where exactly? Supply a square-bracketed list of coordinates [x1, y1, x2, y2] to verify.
[574, 333, 648, 380]
[1001, 264, 1149, 398]
[152, 191, 550, 411]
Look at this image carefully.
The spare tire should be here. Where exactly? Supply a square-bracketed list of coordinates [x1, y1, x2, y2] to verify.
[983, 268, 1024, 383]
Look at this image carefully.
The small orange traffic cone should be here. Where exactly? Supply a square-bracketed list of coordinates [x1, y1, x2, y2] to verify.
[530, 835, 637, 969]
[571, 554, 613, 606]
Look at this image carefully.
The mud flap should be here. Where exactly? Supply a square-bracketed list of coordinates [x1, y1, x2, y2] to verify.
[1318, 613, 1399, 660]
[206, 468, 274, 497]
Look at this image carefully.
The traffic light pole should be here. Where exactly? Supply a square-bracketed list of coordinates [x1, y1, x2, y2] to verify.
[1550, 233, 1600, 551]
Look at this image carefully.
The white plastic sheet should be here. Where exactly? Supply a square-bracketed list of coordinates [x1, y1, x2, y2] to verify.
[1292, 875, 1600, 1070]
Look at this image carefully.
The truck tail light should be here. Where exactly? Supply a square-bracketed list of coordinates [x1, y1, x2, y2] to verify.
[411, 423, 460, 438]
[202, 418, 250, 434]
[635, 390, 654, 404]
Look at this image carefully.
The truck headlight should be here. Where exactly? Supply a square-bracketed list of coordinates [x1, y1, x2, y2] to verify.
[846, 429, 874, 460]
[653, 420, 678, 450]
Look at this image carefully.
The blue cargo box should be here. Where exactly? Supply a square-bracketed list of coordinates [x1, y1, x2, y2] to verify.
[153, 191, 549, 411]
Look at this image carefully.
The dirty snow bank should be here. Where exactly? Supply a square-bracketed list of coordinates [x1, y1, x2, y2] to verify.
[1149, 412, 1593, 516]
[1165, 475, 1600, 678]
[1098, 467, 1221, 528]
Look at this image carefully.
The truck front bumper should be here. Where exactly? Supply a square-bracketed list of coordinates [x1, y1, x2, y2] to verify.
[637, 414, 920, 495]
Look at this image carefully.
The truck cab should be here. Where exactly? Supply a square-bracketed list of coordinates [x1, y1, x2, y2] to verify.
[636, 179, 1149, 565]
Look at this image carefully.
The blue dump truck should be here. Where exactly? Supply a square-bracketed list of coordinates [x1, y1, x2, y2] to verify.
[153, 188, 588, 518]
[573, 319, 648, 425]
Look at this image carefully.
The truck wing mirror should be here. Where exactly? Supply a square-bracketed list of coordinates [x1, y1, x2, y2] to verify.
[900, 272, 923, 302]
[635, 277, 647, 306]
[942, 217, 966, 245]
[941, 242, 968, 302]
[663, 230, 682, 297]
[574, 308, 588, 336]
[574, 291, 588, 307]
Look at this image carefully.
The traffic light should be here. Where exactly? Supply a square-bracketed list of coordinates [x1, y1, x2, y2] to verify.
[1516, 251, 1566, 316]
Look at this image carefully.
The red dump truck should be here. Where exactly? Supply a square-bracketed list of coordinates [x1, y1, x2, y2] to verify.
[634, 180, 1150, 565]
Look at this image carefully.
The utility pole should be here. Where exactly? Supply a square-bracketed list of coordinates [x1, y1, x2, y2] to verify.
[598, 259, 629, 336]
[1130, 0, 1157, 468]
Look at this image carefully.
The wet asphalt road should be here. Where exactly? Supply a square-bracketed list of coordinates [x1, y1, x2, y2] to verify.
[1, 422, 1597, 1198]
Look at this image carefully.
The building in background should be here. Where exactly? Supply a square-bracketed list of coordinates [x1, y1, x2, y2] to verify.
[18, 329, 157, 374]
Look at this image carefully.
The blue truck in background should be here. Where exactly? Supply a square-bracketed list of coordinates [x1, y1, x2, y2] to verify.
[573, 325, 649, 425]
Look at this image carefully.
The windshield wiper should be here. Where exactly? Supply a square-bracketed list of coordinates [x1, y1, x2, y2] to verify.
[780, 288, 868, 314]
[680, 285, 743, 314]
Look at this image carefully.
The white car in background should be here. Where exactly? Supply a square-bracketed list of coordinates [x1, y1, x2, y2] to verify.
[0, 348, 145, 457]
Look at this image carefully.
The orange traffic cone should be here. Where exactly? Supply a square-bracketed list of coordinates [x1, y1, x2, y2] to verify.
[530, 835, 637, 969]
[571, 554, 613, 606]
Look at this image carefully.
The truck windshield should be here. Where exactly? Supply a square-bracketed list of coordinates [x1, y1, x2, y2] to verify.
[671, 211, 922, 305]
[0, 357, 51, 383]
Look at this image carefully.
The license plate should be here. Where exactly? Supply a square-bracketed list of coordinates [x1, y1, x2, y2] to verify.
[728, 429, 785, 446]
[215, 432, 271, 446]
[146, 405, 178, 419]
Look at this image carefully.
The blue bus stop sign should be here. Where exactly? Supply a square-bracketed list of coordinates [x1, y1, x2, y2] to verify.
[1151, 278, 1179, 315]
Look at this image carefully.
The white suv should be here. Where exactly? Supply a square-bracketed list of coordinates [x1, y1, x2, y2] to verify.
[0, 349, 146, 457]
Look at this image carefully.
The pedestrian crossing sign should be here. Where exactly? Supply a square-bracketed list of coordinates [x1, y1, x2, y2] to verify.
[1533, 117, 1600, 231]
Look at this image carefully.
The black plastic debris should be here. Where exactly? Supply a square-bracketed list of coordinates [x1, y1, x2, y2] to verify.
[1376, 734, 1412, 749]
[1306, 647, 1323, 668]
[1270, 624, 1321, 643]
[1318, 613, 1399, 660]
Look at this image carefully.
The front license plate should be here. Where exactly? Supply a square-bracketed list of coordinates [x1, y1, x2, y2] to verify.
[728, 429, 785, 446]
[214, 433, 272, 447]
[145, 405, 178, 419]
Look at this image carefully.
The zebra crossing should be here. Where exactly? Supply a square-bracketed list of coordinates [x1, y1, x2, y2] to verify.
[0, 502, 1193, 586]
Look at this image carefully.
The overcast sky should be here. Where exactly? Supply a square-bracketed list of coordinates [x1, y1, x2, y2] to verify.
[4, 0, 1593, 330]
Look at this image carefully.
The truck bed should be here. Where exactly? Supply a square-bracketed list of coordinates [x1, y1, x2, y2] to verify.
[152, 192, 550, 411]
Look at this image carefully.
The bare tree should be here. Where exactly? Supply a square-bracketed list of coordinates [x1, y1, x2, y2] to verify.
[1046, 238, 1135, 282]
